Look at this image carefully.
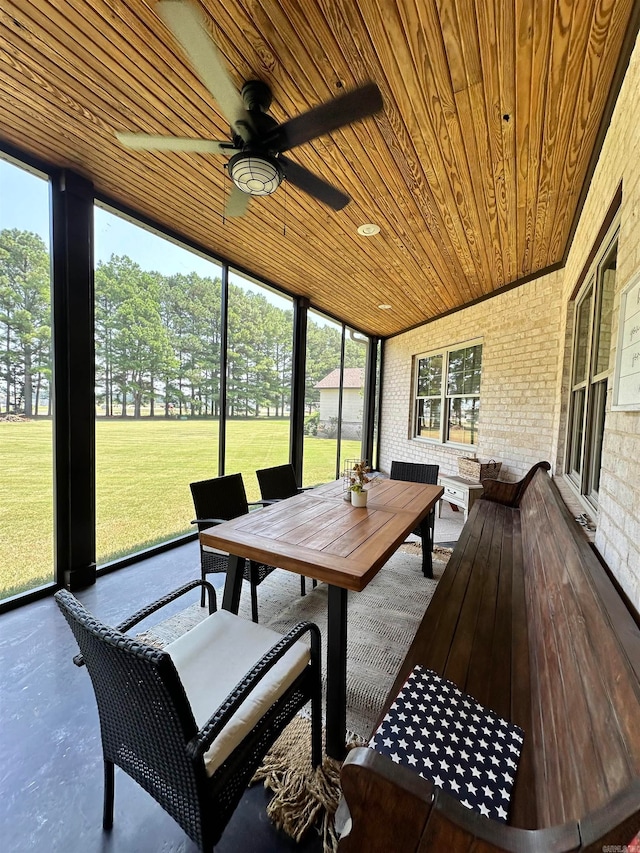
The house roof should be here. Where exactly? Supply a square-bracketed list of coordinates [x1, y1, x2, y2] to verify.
[315, 368, 364, 390]
[1, 1, 638, 337]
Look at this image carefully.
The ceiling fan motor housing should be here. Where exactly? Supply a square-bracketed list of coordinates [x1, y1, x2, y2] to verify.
[241, 80, 273, 113]
[119, 1, 382, 213]
[229, 81, 285, 195]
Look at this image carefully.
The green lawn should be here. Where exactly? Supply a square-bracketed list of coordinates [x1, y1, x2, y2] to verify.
[0, 418, 361, 599]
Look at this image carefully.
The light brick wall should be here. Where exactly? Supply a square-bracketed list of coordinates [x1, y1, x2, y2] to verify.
[560, 31, 640, 608]
[380, 268, 564, 482]
[381, 31, 640, 609]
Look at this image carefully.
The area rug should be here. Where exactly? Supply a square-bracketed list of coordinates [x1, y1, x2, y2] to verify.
[137, 545, 451, 849]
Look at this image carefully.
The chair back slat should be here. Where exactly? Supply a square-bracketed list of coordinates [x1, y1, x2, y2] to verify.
[256, 463, 299, 501]
[190, 474, 249, 530]
[390, 460, 439, 486]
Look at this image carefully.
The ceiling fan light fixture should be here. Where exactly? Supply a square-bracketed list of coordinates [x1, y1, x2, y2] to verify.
[229, 152, 283, 196]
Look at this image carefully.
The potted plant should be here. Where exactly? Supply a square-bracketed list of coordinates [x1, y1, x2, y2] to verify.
[349, 460, 372, 507]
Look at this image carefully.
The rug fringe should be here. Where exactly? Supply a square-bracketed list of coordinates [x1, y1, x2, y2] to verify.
[251, 715, 365, 853]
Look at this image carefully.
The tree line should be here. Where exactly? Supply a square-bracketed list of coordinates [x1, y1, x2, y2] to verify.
[1, 228, 366, 418]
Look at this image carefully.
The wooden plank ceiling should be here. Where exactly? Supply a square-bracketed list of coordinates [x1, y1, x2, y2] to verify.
[0, 0, 637, 336]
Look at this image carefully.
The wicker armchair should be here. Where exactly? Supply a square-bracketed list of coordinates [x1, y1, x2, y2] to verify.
[389, 461, 439, 578]
[55, 580, 321, 851]
[256, 463, 316, 596]
[190, 473, 277, 621]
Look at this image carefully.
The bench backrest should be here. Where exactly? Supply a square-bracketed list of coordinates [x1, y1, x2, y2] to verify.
[519, 469, 640, 828]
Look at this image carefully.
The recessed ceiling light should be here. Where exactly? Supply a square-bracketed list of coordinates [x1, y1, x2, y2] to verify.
[357, 223, 380, 236]
[378, 303, 392, 310]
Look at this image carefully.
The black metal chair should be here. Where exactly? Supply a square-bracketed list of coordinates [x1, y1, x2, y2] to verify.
[190, 473, 277, 622]
[256, 463, 316, 595]
[389, 461, 440, 578]
[55, 580, 321, 852]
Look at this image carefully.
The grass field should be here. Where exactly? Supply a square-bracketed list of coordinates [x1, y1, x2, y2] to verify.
[0, 418, 361, 600]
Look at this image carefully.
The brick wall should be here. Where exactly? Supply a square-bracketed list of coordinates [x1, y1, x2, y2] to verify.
[381, 31, 640, 609]
[380, 268, 564, 483]
[561, 31, 640, 608]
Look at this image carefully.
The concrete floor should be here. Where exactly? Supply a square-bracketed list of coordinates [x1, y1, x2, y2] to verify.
[0, 505, 464, 853]
[0, 541, 324, 853]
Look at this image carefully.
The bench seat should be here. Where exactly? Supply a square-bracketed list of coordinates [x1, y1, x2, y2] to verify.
[339, 463, 640, 852]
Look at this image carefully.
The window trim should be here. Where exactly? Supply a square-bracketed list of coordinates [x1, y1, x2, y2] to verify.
[413, 338, 483, 447]
[565, 216, 620, 507]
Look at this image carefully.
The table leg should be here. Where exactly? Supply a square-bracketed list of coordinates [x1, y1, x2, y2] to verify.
[420, 514, 434, 579]
[326, 584, 348, 760]
[221, 554, 244, 614]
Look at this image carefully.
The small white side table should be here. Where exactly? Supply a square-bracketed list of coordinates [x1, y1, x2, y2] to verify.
[438, 474, 484, 522]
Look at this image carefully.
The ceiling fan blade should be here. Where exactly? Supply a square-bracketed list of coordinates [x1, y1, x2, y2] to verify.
[155, 0, 253, 141]
[266, 82, 383, 153]
[280, 156, 350, 211]
[116, 132, 235, 153]
[225, 184, 251, 218]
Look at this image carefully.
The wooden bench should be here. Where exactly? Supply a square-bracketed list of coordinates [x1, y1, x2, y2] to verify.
[339, 462, 640, 852]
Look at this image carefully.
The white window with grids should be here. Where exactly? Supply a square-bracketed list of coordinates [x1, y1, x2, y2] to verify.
[566, 219, 618, 507]
[414, 341, 482, 446]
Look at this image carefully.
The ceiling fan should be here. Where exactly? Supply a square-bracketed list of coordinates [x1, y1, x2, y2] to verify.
[116, 0, 383, 218]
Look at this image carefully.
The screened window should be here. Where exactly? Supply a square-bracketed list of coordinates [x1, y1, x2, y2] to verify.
[226, 269, 294, 502]
[0, 157, 54, 600]
[414, 342, 482, 445]
[94, 205, 222, 565]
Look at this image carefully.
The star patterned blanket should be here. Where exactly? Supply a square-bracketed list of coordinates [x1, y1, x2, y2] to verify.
[369, 665, 524, 822]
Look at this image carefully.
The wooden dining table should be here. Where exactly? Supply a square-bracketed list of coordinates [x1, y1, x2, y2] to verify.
[199, 477, 443, 758]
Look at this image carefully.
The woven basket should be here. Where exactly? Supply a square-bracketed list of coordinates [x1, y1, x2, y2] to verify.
[458, 457, 502, 482]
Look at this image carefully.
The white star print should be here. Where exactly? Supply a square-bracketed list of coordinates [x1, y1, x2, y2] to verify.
[368, 665, 523, 827]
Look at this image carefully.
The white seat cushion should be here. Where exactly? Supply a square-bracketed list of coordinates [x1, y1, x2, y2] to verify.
[165, 610, 310, 776]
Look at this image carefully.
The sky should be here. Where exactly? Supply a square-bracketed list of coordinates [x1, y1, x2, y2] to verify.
[0, 155, 315, 317]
